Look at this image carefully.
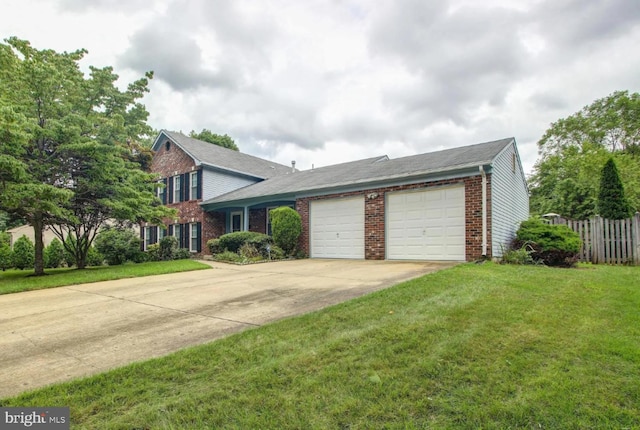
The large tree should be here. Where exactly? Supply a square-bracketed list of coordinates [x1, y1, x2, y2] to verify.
[189, 128, 239, 151]
[530, 91, 640, 219]
[0, 37, 173, 273]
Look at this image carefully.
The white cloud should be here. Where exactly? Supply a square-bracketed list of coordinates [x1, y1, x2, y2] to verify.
[1, 0, 640, 176]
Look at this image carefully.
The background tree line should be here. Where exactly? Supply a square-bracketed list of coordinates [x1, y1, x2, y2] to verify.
[530, 90, 640, 220]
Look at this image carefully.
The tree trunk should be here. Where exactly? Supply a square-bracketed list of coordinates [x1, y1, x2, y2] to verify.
[33, 213, 45, 276]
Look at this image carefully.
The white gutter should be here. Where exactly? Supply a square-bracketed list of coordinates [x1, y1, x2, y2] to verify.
[479, 166, 487, 257]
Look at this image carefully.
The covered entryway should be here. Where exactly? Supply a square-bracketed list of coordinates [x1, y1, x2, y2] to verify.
[310, 197, 364, 258]
[386, 186, 465, 260]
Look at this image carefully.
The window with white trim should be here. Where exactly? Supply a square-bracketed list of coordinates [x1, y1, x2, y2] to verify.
[190, 223, 199, 252]
[190, 171, 198, 201]
[173, 175, 181, 203]
[173, 223, 182, 248]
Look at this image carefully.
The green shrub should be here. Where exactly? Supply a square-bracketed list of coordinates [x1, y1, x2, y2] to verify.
[239, 243, 261, 259]
[0, 241, 13, 271]
[146, 243, 161, 261]
[218, 231, 271, 253]
[500, 243, 535, 265]
[12, 235, 34, 270]
[207, 238, 223, 255]
[94, 226, 142, 266]
[173, 248, 192, 260]
[267, 245, 286, 260]
[44, 238, 65, 268]
[270, 207, 302, 255]
[214, 250, 243, 263]
[513, 219, 581, 267]
[159, 236, 179, 260]
[0, 231, 10, 247]
[86, 246, 105, 267]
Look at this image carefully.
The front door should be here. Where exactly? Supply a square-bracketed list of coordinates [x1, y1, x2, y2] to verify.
[231, 211, 243, 232]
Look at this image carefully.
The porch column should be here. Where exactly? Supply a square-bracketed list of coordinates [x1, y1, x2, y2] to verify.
[244, 206, 249, 231]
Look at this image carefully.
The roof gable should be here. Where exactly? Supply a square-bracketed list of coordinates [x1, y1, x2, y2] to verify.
[152, 130, 293, 179]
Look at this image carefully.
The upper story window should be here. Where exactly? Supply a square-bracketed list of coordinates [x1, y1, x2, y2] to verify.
[173, 175, 181, 203]
[190, 171, 198, 201]
[165, 141, 171, 151]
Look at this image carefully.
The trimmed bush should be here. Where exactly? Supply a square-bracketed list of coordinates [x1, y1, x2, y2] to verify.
[217, 231, 272, 254]
[94, 226, 142, 266]
[44, 238, 65, 268]
[270, 207, 302, 255]
[12, 235, 35, 270]
[513, 218, 581, 267]
[173, 248, 192, 260]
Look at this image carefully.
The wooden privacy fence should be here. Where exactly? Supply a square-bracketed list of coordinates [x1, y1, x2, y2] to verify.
[549, 213, 640, 265]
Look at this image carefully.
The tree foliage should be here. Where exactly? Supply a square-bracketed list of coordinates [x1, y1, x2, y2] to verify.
[0, 37, 174, 273]
[44, 238, 65, 269]
[0, 240, 12, 271]
[270, 207, 302, 255]
[12, 234, 34, 270]
[189, 129, 239, 151]
[530, 91, 640, 219]
[598, 158, 632, 219]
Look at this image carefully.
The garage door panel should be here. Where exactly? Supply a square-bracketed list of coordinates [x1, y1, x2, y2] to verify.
[311, 197, 364, 259]
[387, 186, 465, 261]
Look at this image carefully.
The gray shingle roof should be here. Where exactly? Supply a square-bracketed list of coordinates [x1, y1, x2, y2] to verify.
[154, 130, 293, 179]
[202, 137, 515, 208]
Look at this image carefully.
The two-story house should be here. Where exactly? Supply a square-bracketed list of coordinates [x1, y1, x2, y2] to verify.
[144, 130, 293, 253]
[147, 130, 529, 261]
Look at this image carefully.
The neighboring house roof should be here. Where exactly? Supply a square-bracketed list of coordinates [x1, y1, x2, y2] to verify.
[202, 137, 516, 209]
[152, 130, 293, 179]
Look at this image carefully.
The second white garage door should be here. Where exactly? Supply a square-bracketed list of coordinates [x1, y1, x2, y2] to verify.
[387, 186, 465, 261]
[310, 197, 364, 259]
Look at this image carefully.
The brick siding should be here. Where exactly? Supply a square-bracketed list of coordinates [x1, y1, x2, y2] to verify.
[296, 175, 492, 261]
[150, 139, 223, 254]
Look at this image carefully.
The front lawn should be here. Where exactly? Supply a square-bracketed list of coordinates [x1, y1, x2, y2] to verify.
[0, 260, 211, 295]
[2, 263, 639, 429]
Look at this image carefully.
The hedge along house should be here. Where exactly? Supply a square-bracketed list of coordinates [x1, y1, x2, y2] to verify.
[146, 130, 294, 253]
[200, 136, 529, 261]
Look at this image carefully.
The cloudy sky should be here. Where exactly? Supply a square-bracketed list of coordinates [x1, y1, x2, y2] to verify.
[2, 0, 639, 175]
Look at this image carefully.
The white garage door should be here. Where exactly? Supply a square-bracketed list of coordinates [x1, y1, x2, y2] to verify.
[310, 197, 364, 259]
[387, 186, 465, 261]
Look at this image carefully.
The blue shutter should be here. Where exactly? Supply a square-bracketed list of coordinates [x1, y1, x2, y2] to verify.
[168, 224, 174, 236]
[197, 170, 203, 200]
[182, 173, 189, 202]
[196, 222, 202, 252]
[182, 224, 189, 248]
[168, 177, 174, 204]
[162, 178, 168, 204]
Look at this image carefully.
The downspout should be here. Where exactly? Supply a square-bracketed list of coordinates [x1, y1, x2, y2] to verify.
[479, 166, 488, 257]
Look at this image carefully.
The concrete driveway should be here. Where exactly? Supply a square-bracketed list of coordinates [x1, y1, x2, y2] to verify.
[0, 259, 455, 398]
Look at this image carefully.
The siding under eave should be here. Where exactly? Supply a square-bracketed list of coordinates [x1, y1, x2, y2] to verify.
[490, 142, 529, 257]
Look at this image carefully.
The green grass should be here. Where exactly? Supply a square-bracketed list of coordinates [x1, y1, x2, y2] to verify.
[0, 260, 211, 295]
[2, 263, 639, 429]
